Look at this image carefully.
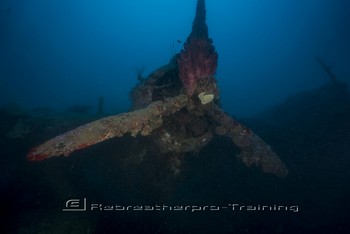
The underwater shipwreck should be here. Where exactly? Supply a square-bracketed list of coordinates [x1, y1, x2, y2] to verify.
[3, 0, 350, 232]
[27, 0, 288, 177]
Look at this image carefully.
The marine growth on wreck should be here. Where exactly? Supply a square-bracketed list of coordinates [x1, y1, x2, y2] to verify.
[27, 0, 288, 177]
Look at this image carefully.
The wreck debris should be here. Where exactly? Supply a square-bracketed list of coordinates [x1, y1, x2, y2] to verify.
[130, 60, 180, 110]
[315, 57, 338, 84]
[177, 0, 218, 95]
[27, 0, 288, 178]
[206, 104, 288, 177]
[28, 95, 188, 161]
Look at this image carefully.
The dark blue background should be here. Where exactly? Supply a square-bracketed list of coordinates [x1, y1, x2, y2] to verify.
[1, 0, 349, 116]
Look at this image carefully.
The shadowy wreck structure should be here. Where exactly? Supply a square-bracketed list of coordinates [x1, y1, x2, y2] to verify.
[27, 0, 288, 177]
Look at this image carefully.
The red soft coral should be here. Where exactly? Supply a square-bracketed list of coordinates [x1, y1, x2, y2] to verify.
[178, 38, 218, 95]
[177, 0, 218, 95]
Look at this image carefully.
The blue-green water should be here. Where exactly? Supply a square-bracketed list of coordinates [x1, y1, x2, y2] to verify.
[1, 0, 350, 233]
